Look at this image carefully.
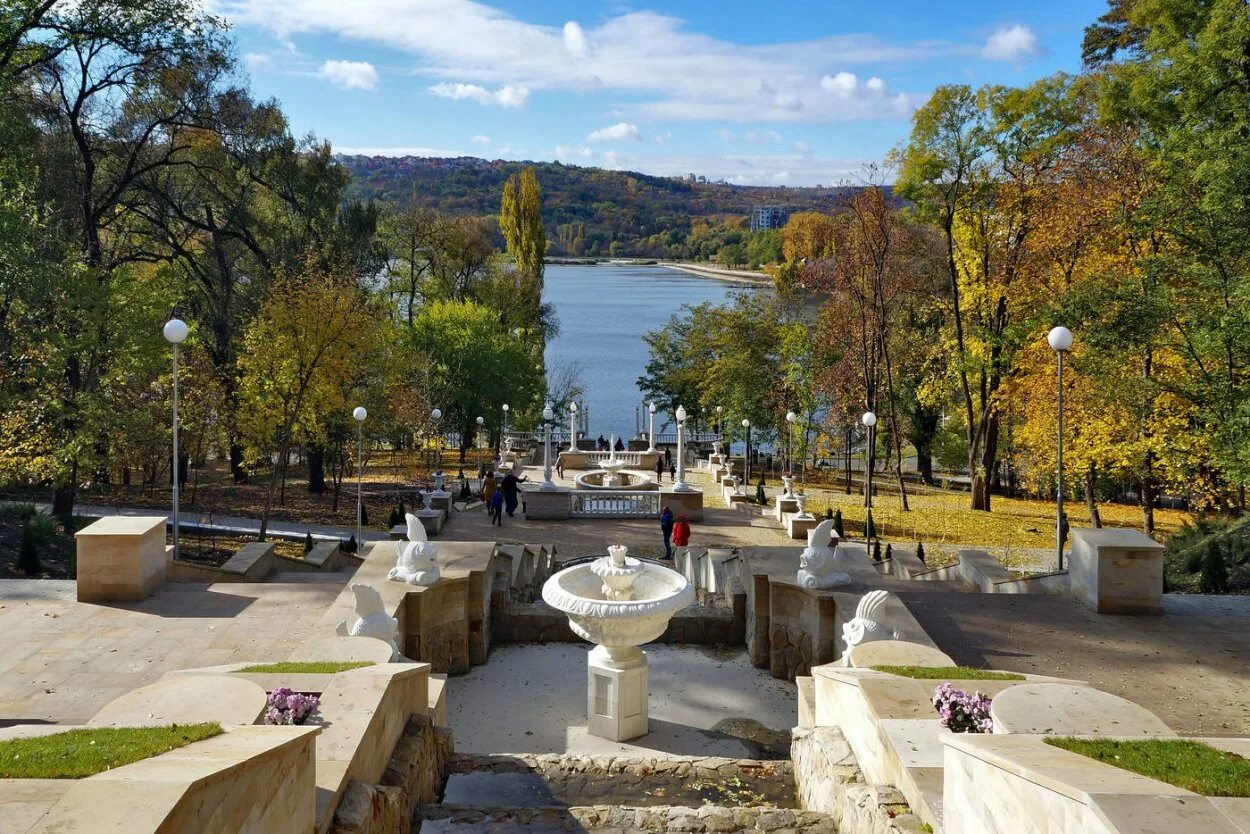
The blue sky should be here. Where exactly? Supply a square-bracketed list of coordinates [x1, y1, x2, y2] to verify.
[213, 0, 1107, 185]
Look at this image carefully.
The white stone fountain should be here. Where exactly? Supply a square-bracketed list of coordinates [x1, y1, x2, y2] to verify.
[542, 545, 694, 741]
[596, 433, 628, 486]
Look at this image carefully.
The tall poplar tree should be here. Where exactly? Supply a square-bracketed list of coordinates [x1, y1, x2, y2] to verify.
[499, 167, 547, 331]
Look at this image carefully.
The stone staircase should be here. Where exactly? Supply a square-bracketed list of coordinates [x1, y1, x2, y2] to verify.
[412, 753, 836, 833]
[413, 804, 836, 832]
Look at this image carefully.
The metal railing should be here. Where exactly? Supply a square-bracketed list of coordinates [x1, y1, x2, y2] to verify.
[570, 490, 661, 518]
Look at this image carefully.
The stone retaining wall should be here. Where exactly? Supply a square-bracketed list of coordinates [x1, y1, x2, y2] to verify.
[415, 804, 836, 832]
[791, 726, 927, 834]
[329, 715, 454, 834]
[449, 752, 792, 782]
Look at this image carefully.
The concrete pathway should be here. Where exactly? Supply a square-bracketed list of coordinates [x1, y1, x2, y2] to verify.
[7, 501, 389, 544]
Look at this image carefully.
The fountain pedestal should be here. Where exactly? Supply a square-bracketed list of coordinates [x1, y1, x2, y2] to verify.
[542, 544, 693, 742]
[588, 645, 648, 741]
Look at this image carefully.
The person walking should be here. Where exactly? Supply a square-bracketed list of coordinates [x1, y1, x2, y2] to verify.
[660, 506, 674, 559]
[664, 447, 672, 468]
[556, 455, 565, 480]
[672, 514, 691, 550]
[489, 489, 504, 527]
[668, 461, 676, 483]
[500, 470, 528, 517]
[482, 472, 497, 509]
[655, 456, 664, 483]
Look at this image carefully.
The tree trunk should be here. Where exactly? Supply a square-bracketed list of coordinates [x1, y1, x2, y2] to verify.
[969, 414, 999, 512]
[52, 480, 76, 516]
[1141, 453, 1158, 538]
[844, 426, 853, 494]
[307, 446, 327, 494]
[1085, 462, 1102, 529]
[230, 444, 247, 484]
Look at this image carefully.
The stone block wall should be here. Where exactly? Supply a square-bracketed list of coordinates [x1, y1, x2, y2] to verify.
[494, 600, 744, 647]
[329, 715, 454, 834]
[791, 726, 928, 834]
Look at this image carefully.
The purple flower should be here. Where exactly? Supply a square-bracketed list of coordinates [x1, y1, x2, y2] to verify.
[263, 688, 320, 725]
[932, 683, 993, 733]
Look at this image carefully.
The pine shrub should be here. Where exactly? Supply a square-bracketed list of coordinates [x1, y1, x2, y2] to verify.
[17, 522, 41, 575]
[885, 543, 893, 561]
[916, 541, 926, 564]
[343, 535, 358, 555]
[303, 532, 314, 555]
[1199, 544, 1229, 594]
[833, 509, 844, 538]
[824, 507, 833, 521]
[872, 540, 882, 561]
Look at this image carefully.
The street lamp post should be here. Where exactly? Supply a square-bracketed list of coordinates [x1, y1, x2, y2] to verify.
[568, 402, 579, 452]
[1048, 326, 1074, 570]
[742, 418, 752, 493]
[430, 408, 442, 473]
[353, 406, 367, 542]
[541, 402, 556, 490]
[785, 409, 796, 473]
[673, 406, 692, 492]
[163, 318, 188, 559]
[501, 403, 509, 448]
[646, 401, 657, 453]
[476, 415, 485, 462]
[862, 411, 877, 541]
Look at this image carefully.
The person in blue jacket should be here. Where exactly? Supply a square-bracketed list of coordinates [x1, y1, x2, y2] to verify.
[659, 506, 674, 559]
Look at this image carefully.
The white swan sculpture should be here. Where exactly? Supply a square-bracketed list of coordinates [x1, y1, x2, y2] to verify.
[335, 583, 401, 660]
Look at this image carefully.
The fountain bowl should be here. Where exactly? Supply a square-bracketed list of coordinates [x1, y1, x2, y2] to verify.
[573, 470, 657, 490]
[542, 559, 694, 652]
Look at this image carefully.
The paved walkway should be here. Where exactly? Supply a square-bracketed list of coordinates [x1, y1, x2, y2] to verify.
[898, 588, 1250, 737]
[8, 501, 390, 544]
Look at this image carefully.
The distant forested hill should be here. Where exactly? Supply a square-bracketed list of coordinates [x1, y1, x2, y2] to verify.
[337, 155, 879, 257]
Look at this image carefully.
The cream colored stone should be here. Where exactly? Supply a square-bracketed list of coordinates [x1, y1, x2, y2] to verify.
[1069, 527, 1165, 615]
[287, 636, 396, 665]
[847, 640, 956, 669]
[87, 674, 268, 727]
[24, 725, 317, 834]
[75, 515, 168, 603]
[991, 683, 1176, 737]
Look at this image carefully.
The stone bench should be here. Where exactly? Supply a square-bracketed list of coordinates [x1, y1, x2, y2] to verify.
[1069, 527, 1165, 614]
[87, 675, 268, 727]
[990, 683, 1176, 737]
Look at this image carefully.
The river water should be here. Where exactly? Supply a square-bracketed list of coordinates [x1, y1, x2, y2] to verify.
[543, 264, 766, 440]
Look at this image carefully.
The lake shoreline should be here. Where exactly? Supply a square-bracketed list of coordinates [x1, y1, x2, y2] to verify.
[659, 262, 773, 286]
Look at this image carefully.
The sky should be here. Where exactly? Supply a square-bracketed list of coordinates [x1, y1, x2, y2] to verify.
[212, 0, 1108, 186]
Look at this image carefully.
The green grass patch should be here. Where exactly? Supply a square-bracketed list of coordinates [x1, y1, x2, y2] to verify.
[871, 665, 1025, 680]
[1045, 738, 1250, 797]
[0, 723, 222, 779]
[235, 661, 375, 674]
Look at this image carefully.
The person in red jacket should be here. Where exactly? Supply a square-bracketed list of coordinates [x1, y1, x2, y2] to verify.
[672, 514, 691, 548]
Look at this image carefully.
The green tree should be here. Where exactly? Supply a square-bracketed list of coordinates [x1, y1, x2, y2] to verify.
[499, 167, 547, 331]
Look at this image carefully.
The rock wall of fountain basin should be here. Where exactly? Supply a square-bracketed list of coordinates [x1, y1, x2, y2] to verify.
[573, 470, 658, 490]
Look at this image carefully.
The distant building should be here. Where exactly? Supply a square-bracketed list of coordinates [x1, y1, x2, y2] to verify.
[750, 205, 789, 232]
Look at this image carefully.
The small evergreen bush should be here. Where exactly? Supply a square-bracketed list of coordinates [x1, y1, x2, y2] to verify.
[824, 507, 833, 521]
[18, 522, 41, 575]
[872, 540, 882, 561]
[916, 541, 926, 564]
[1199, 544, 1229, 594]
[755, 479, 766, 505]
[884, 543, 893, 561]
[833, 509, 844, 538]
[343, 535, 358, 555]
[303, 532, 314, 555]
[865, 513, 877, 540]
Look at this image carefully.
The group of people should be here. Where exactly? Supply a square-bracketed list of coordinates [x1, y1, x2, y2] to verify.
[654, 447, 676, 483]
[481, 470, 527, 526]
[659, 505, 691, 559]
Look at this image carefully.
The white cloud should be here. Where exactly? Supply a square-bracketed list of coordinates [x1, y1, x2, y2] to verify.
[982, 25, 1044, 62]
[429, 82, 530, 108]
[563, 21, 588, 57]
[318, 59, 379, 90]
[471, 135, 491, 144]
[793, 140, 812, 155]
[744, 130, 782, 145]
[821, 71, 858, 97]
[554, 144, 593, 160]
[587, 122, 642, 142]
[214, 1, 940, 123]
[243, 52, 277, 74]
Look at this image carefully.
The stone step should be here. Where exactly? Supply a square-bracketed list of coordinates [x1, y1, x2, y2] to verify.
[414, 804, 835, 833]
